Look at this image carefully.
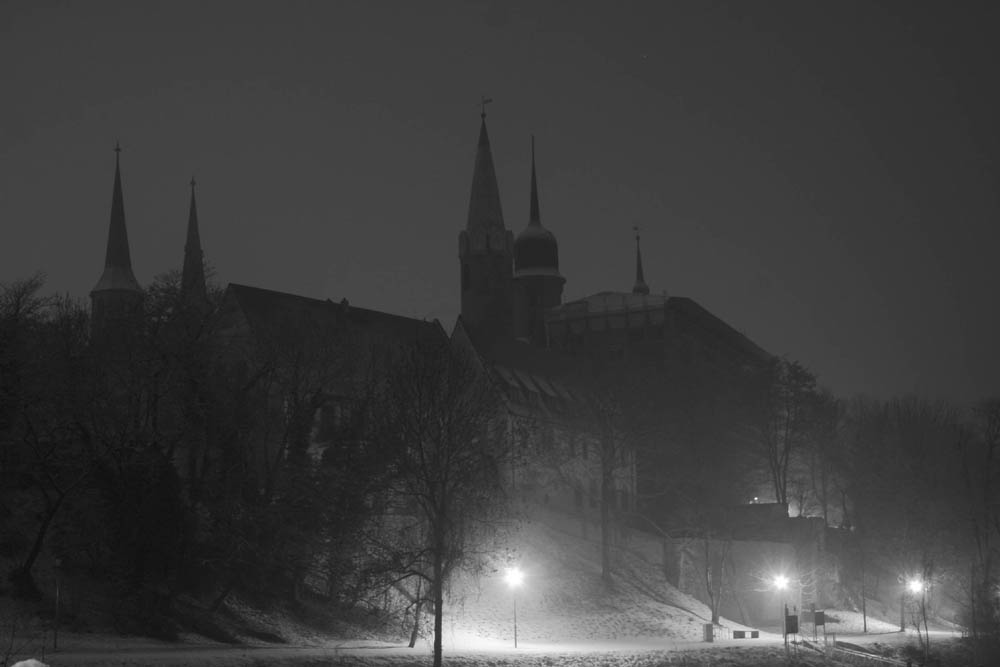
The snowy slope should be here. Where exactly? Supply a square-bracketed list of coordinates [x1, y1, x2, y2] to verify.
[439, 505, 724, 649]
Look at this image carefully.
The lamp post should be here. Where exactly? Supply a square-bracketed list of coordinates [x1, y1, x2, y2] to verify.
[901, 577, 923, 632]
[504, 566, 524, 648]
[54, 557, 62, 650]
[773, 574, 789, 646]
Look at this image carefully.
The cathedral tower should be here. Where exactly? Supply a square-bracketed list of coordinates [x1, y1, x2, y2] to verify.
[458, 109, 514, 342]
[181, 177, 209, 311]
[90, 144, 142, 340]
[512, 137, 564, 345]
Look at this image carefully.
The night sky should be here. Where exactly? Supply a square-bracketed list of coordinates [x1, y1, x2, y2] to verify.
[2, 1, 997, 406]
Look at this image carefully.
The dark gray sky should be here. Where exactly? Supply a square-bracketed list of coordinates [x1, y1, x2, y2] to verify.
[2, 1, 997, 405]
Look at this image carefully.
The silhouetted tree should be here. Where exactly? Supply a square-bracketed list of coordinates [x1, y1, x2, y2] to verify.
[366, 331, 508, 667]
[1, 276, 92, 597]
[748, 358, 821, 507]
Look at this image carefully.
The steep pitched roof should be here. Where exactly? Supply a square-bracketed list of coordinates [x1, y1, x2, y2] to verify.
[220, 283, 444, 351]
[461, 321, 588, 418]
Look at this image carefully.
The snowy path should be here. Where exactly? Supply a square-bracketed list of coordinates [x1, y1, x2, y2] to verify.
[13, 630, 958, 667]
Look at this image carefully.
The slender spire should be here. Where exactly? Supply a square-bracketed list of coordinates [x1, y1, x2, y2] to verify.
[529, 135, 541, 227]
[466, 107, 505, 235]
[92, 143, 141, 294]
[181, 177, 208, 305]
[632, 226, 650, 295]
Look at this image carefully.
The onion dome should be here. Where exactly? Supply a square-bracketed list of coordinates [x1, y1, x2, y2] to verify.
[514, 137, 560, 276]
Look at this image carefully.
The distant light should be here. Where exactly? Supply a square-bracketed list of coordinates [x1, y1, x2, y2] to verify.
[906, 578, 924, 594]
[773, 574, 789, 590]
[505, 566, 524, 589]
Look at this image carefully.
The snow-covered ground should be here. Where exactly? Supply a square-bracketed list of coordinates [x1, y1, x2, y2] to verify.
[6, 506, 951, 666]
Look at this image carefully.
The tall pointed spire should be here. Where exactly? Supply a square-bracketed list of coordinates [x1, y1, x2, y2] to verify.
[514, 136, 560, 276]
[529, 135, 541, 227]
[92, 143, 141, 294]
[632, 226, 650, 295]
[512, 135, 564, 345]
[465, 103, 505, 237]
[458, 100, 514, 342]
[181, 177, 208, 306]
[91, 143, 143, 341]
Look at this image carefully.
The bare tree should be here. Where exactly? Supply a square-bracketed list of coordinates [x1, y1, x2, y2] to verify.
[0, 277, 92, 597]
[958, 399, 1000, 659]
[366, 331, 509, 667]
[748, 358, 820, 506]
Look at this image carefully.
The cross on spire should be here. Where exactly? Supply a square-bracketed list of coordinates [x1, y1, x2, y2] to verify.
[480, 96, 493, 119]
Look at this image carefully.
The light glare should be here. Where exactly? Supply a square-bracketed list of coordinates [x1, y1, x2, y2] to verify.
[505, 566, 524, 588]
[906, 577, 924, 594]
[773, 574, 789, 590]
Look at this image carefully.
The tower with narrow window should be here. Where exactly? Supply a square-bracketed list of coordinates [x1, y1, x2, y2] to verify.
[458, 111, 514, 342]
[90, 144, 142, 341]
[512, 138, 564, 345]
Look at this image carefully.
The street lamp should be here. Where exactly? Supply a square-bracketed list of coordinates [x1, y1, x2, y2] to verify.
[504, 566, 524, 648]
[901, 577, 924, 631]
[772, 574, 794, 645]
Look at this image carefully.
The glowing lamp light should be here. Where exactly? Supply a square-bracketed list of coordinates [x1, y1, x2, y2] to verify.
[906, 578, 924, 594]
[773, 574, 790, 591]
[503, 566, 525, 648]
[505, 566, 524, 589]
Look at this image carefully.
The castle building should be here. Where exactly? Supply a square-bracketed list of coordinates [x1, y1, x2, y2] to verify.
[455, 112, 772, 527]
[87, 112, 771, 529]
[82, 117, 827, 624]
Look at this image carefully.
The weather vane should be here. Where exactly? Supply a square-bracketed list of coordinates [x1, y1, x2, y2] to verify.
[480, 96, 493, 118]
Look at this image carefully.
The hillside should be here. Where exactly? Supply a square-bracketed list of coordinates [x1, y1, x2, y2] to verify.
[4, 503, 960, 666]
[439, 506, 719, 649]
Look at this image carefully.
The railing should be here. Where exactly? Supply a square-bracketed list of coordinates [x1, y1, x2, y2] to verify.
[829, 639, 909, 666]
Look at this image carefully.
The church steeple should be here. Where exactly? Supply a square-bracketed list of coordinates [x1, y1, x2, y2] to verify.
[465, 106, 506, 240]
[181, 177, 208, 307]
[512, 137, 564, 345]
[514, 137, 560, 277]
[632, 226, 650, 295]
[458, 101, 515, 342]
[92, 144, 141, 295]
[91, 143, 142, 339]
[529, 136, 540, 226]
